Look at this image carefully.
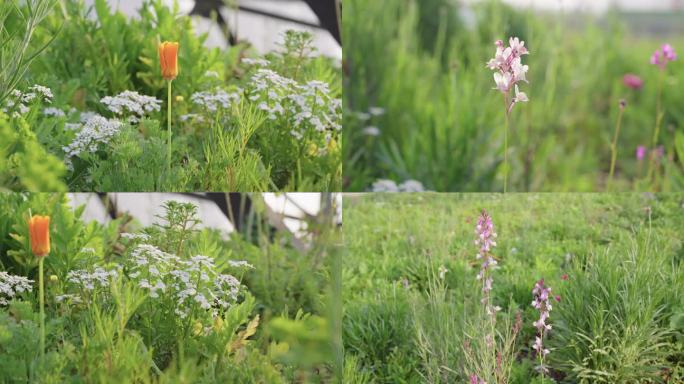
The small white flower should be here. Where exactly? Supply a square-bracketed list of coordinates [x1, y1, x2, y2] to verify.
[43, 107, 65, 117]
[369, 107, 385, 116]
[362, 126, 381, 136]
[438, 265, 448, 280]
[100, 91, 161, 123]
[493, 72, 512, 93]
[227, 260, 255, 269]
[371, 179, 399, 192]
[241, 58, 269, 67]
[398, 180, 425, 192]
[514, 85, 528, 103]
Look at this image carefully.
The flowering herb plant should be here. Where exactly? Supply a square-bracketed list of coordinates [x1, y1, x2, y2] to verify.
[0, 193, 339, 382]
[0, 0, 341, 192]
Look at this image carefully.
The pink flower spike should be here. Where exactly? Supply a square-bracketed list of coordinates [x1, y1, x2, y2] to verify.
[636, 145, 646, 161]
[622, 74, 643, 90]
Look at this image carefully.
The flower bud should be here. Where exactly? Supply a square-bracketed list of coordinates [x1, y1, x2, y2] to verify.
[158, 41, 179, 80]
[28, 215, 50, 257]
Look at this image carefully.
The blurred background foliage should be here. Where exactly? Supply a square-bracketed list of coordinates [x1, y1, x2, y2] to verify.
[343, 0, 684, 191]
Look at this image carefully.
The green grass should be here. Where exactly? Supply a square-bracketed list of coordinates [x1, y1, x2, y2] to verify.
[343, 0, 684, 191]
[342, 193, 684, 383]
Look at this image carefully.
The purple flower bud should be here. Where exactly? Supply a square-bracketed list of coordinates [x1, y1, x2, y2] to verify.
[622, 74, 643, 90]
[636, 145, 646, 161]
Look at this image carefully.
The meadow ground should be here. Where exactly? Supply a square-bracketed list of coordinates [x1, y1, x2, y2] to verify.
[343, 193, 684, 383]
[344, 0, 684, 192]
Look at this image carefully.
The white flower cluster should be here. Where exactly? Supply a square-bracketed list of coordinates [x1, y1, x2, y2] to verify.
[127, 244, 244, 318]
[241, 57, 269, 67]
[204, 70, 220, 78]
[62, 114, 123, 160]
[180, 113, 204, 122]
[371, 179, 426, 192]
[356, 106, 385, 136]
[227, 260, 254, 269]
[66, 267, 119, 291]
[1, 85, 53, 117]
[43, 107, 66, 117]
[121, 232, 151, 242]
[0, 271, 33, 306]
[190, 88, 241, 112]
[247, 69, 342, 141]
[101, 91, 161, 123]
[55, 293, 83, 304]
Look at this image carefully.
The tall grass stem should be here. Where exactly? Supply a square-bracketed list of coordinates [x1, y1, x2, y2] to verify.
[646, 70, 664, 184]
[608, 105, 625, 190]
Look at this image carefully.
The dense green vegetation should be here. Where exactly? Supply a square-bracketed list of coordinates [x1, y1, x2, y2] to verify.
[343, 193, 684, 382]
[1, 0, 341, 192]
[344, 0, 684, 191]
[0, 194, 342, 382]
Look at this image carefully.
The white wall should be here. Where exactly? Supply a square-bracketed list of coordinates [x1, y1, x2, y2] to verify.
[82, 0, 341, 58]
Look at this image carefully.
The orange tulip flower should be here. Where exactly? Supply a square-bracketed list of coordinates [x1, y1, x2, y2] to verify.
[29, 215, 50, 257]
[159, 41, 179, 80]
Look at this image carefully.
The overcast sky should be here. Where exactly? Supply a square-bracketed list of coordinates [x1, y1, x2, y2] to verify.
[484, 0, 683, 13]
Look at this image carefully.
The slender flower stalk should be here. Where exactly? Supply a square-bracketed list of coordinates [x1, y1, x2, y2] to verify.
[474, 210, 500, 377]
[646, 44, 676, 187]
[531, 279, 560, 381]
[475, 210, 499, 318]
[29, 214, 50, 361]
[159, 41, 179, 176]
[608, 99, 626, 190]
[167, 80, 173, 174]
[487, 38, 529, 192]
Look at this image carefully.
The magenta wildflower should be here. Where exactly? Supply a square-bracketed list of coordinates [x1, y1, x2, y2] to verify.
[487, 37, 529, 112]
[622, 74, 643, 90]
[651, 43, 677, 70]
[636, 145, 646, 161]
[475, 210, 500, 316]
[470, 374, 486, 384]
